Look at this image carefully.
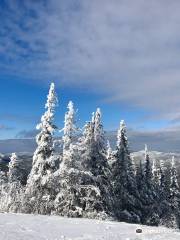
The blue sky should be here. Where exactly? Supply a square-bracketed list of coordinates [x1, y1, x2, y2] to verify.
[0, 75, 155, 139]
[0, 0, 180, 139]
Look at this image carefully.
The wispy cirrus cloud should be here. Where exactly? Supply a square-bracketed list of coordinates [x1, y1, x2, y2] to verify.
[1, 0, 180, 121]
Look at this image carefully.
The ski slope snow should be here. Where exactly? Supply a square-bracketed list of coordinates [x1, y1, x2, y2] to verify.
[0, 213, 179, 240]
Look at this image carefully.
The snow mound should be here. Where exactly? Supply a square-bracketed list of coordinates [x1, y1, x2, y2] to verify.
[0, 213, 179, 240]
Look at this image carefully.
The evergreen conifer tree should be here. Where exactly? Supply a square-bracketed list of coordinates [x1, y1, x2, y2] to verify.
[54, 101, 83, 217]
[168, 156, 180, 228]
[8, 153, 20, 183]
[24, 83, 58, 214]
[78, 119, 109, 219]
[112, 120, 140, 223]
[142, 145, 160, 225]
[106, 140, 112, 160]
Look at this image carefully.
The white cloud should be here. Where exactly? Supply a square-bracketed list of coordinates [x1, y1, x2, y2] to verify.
[1, 0, 180, 120]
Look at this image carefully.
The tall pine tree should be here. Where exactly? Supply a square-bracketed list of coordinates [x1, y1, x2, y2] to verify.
[168, 156, 180, 228]
[23, 83, 58, 214]
[142, 145, 159, 225]
[54, 101, 83, 217]
[112, 120, 140, 223]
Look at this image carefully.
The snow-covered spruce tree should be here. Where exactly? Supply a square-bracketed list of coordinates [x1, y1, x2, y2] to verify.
[157, 159, 168, 205]
[93, 108, 113, 216]
[136, 160, 144, 191]
[52, 100, 72, 154]
[0, 167, 8, 212]
[158, 160, 167, 189]
[170, 157, 179, 200]
[131, 155, 136, 175]
[62, 101, 77, 149]
[142, 145, 160, 226]
[0, 153, 24, 213]
[144, 145, 155, 202]
[144, 145, 153, 187]
[8, 153, 30, 185]
[78, 118, 110, 219]
[106, 140, 112, 160]
[8, 153, 21, 183]
[55, 108, 112, 219]
[23, 82, 58, 214]
[54, 143, 83, 217]
[152, 158, 159, 187]
[152, 159, 161, 192]
[112, 120, 140, 223]
[157, 158, 173, 227]
[3, 182, 24, 213]
[54, 101, 82, 217]
[0, 168, 8, 186]
[91, 108, 110, 177]
[167, 156, 180, 228]
[106, 140, 115, 168]
[136, 159, 145, 220]
[61, 101, 78, 166]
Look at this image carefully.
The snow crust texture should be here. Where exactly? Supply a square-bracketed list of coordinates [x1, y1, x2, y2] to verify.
[0, 213, 180, 240]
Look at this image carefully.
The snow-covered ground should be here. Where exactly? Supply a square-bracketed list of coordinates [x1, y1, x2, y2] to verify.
[0, 213, 179, 240]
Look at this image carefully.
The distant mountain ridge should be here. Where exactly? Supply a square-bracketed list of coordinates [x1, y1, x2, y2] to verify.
[0, 128, 180, 154]
[1, 150, 180, 189]
[0, 139, 36, 154]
